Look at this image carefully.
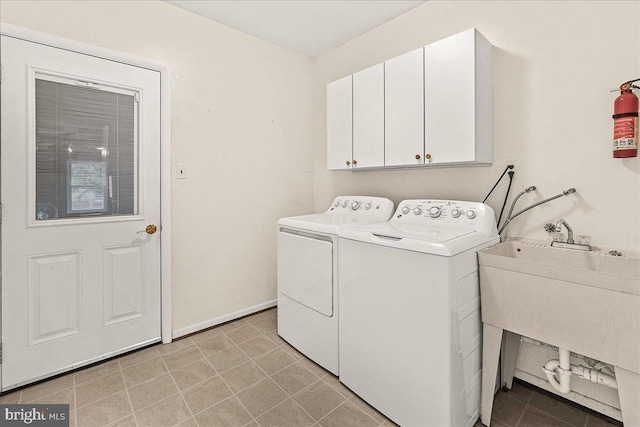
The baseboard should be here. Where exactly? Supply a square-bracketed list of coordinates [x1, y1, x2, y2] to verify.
[172, 299, 277, 339]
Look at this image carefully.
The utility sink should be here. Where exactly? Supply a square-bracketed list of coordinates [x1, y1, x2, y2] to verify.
[480, 238, 639, 295]
[478, 238, 640, 426]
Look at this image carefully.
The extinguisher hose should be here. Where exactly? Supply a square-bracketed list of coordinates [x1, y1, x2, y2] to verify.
[497, 171, 515, 229]
[482, 164, 515, 203]
[623, 78, 640, 88]
[620, 78, 640, 91]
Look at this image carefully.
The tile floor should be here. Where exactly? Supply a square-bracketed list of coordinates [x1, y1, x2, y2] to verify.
[0, 308, 621, 427]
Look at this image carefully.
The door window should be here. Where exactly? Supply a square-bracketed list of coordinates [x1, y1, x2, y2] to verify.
[35, 75, 138, 220]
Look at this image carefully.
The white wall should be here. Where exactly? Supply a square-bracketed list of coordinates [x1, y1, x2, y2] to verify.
[0, 1, 315, 333]
[1, 0, 638, 337]
[314, 0, 640, 252]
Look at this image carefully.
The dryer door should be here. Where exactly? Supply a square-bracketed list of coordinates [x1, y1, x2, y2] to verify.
[277, 229, 333, 316]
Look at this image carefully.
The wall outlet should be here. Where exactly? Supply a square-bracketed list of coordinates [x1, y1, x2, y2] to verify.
[505, 160, 520, 181]
[176, 163, 187, 179]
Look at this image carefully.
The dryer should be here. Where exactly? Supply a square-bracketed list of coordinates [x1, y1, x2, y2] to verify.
[277, 196, 394, 375]
[338, 199, 499, 427]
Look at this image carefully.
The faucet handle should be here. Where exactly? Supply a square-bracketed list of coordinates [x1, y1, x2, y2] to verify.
[577, 235, 591, 246]
[544, 223, 558, 233]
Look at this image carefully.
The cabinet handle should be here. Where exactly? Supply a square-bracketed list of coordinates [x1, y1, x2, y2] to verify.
[352, 160, 358, 165]
[425, 153, 433, 163]
[346, 160, 351, 166]
[415, 154, 421, 160]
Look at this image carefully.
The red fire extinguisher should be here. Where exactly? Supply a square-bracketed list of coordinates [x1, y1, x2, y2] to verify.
[613, 79, 639, 158]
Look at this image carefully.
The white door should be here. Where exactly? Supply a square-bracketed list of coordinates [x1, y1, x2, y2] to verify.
[326, 75, 353, 170]
[277, 230, 333, 317]
[353, 63, 384, 168]
[385, 48, 424, 167]
[0, 36, 162, 390]
[424, 29, 477, 164]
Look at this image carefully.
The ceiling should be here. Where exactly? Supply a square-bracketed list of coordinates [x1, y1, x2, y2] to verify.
[164, 1, 426, 58]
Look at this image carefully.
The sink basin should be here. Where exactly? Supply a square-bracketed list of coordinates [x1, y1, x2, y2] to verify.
[479, 238, 639, 372]
[478, 238, 640, 426]
[480, 238, 639, 296]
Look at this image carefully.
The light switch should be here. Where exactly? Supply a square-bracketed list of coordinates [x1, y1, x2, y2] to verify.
[176, 163, 187, 179]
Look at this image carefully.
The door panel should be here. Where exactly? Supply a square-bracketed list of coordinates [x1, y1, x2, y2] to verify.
[385, 48, 424, 167]
[1, 35, 161, 389]
[353, 63, 384, 168]
[277, 231, 333, 317]
[103, 245, 144, 326]
[424, 29, 476, 164]
[27, 252, 81, 345]
[326, 75, 353, 170]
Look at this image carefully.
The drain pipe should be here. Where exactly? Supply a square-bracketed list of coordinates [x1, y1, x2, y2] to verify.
[543, 348, 572, 393]
[572, 365, 618, 389]
[543, 348, 618, 393]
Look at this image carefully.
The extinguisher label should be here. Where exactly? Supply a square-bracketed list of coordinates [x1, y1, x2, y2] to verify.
[613, 117, 638, 151]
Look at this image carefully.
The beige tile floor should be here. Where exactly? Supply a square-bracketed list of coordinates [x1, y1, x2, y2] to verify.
[0, 307, 620, 427]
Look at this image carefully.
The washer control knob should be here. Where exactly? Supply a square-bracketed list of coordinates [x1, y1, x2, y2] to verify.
[351, 201, 361, 210]
[401, 206, 410, 214]
[334, 201, 340, 207]
[466, 210, 476, 219]
[451, 208, 461, 218]
[341, 201, 348, 208]
[429, 206, 442, 218]
[413, 207, 423, 215]
[365, 202, 372, 210]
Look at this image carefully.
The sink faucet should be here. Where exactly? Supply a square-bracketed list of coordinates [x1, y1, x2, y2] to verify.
[545, 219, 591, 251]
[555, 219, 574, 244]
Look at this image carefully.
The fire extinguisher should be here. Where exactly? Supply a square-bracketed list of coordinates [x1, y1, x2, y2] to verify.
[612, 78, 639, 158]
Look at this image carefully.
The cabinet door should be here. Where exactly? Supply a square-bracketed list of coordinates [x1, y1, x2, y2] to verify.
[385, 48, 424, 167]
[353, 63, 384, 168]
[327, 75, 352, 170]
[425, 29, 476, 164]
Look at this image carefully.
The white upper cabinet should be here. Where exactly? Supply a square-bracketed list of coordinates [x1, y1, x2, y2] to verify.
[327, 75, 353, 170]
[385, 47, 425, 167]
[353, 63, 384, 169]
[424, 28, 492, 165]
[326, 28, 492, 171]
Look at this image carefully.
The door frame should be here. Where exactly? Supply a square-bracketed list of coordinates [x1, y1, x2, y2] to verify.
[0, 23, 173, 349]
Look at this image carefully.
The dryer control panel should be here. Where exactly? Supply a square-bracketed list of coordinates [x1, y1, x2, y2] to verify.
[393, 199, 497, 236]
[328, 196, 394, 217]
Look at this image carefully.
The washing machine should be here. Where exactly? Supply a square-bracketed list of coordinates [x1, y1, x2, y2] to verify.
[277, 196, 394, 375]
[338, 199, 499, 427]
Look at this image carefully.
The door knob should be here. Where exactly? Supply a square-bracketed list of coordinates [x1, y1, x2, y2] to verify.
[138, 224, 157, 234]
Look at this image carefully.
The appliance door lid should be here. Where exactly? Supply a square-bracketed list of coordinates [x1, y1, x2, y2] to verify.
[339, 223, 480, 256]
[277, 229, 333, 316]
[278, 214, 354, 235]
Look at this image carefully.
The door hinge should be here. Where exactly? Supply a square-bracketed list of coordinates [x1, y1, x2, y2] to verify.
[0, 343, 3, 364]
[134, 92, 139, 102]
